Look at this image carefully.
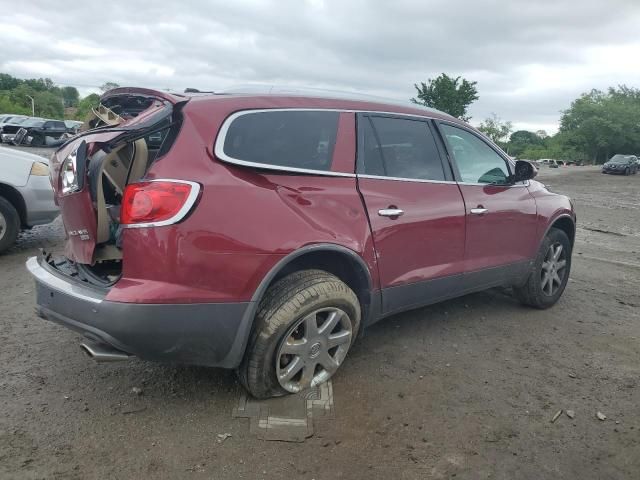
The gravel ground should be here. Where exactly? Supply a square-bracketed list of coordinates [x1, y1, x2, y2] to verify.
[1, 165, 639, 479]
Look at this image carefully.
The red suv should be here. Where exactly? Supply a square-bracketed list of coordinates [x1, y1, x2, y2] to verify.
[27, 88, 575, 398]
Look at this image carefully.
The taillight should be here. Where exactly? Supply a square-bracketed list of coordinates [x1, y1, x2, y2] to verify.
[120, 180, 200, 227]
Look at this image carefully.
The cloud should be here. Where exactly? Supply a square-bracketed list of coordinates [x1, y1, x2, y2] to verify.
[1, 0, 639, 132]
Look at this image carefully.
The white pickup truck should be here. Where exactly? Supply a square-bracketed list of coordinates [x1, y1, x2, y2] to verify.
[0, 146, 59, 252]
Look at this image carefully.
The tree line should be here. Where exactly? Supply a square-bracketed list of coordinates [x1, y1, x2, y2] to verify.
[1, 71, 638, 163]
[412, 73, 640, 164]
[0, 73, 110, 121]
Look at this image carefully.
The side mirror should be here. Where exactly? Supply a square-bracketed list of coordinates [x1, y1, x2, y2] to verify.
[513, 160, 537, 182]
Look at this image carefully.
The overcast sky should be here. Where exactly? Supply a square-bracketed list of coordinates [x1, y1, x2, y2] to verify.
[1, 0, 639, 133]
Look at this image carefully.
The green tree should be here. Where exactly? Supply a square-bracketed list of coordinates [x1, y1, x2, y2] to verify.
[0, 73, 20, 91]
[559, 86, 640, 163]
[33, 90, 64, 118]
[508, 130, 544, 157]
[0, 94, 30, 115]
[0, 73, 67, 118]
[100, 82, 120, 93]
[535, 130, 548, 139]
[411, 73, 478, 120]
[61, 86, 80, 108]
[23, 77, 56, 92]
[75, 93, 101, 120]
[478, 113, 513, 146]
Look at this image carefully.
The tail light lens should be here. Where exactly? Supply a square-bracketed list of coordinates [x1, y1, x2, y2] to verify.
[120, 180, 200, 227]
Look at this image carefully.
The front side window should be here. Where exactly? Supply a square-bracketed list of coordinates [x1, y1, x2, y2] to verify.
[440, 124, 511, 184]
[358, 116, 446, 181]
[222, 110, 339, 171]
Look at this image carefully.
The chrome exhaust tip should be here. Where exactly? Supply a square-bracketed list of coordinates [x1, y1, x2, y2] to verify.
[80, 341, 131, 362]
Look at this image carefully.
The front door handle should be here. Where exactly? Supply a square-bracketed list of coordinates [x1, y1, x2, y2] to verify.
[378, 208, 404, 217]
[470, 207, 488, 215]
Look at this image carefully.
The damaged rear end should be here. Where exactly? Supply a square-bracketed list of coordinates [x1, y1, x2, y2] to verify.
[49, 88, 196, 286]
[26, 88, 254, 366]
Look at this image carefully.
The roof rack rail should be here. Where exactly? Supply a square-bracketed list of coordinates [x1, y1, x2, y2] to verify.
[219, 84, 440, 114]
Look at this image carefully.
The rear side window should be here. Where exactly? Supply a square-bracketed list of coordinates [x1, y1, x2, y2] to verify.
[358, 116, 446, 181]
[222, 110, 339, 171]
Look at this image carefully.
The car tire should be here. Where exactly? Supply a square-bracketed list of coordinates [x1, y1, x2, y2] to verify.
[0, 196, 20, 254]
[513, 228, 572, 309]
[624, 168, 630, 176]
[238, 269, 361, 399]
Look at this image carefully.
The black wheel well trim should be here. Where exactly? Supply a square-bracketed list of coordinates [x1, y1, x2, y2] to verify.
[544, 213, 576, 246]
[229, 244, 375, 369]
[0, 182, 27, 226]
[249, 243, 373, 304]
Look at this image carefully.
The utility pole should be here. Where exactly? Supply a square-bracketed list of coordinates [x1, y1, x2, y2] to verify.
[26, 95, 35, 116]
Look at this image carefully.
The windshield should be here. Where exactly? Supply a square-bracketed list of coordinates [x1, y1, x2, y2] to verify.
[608, 155, 630, 164]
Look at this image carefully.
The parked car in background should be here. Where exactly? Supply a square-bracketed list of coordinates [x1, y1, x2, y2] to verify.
[0, 147, 59, 252]
[3, 118, 68, 146]
[601, 155, 638, 175]
[0, 114, 28, 129]
[27, 87, 575, 398]
[64, 120, 84, 135]
[0, 115, 30, 143]
[1, 117, 43, 144]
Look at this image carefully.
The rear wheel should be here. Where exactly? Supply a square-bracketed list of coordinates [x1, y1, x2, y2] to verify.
[238, 270, 361, 399]
[625, 167, 630, 176]
[513, 228, 571, 309]
[0, 196, 20, 253]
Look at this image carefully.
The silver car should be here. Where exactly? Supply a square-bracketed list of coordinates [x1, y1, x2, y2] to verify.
[0, 146, 59, 252]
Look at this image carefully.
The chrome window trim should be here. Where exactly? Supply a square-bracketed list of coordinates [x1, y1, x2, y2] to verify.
[213, 108, 530, 186]
[121, 179, 201, 229]
[356, 174, 457, 185]
[458, 180, 530, 188]
[213, 108, 447, 178]
[357, 174, 528, 188]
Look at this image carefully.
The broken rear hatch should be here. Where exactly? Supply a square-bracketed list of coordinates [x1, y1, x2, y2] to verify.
[50, 88, 188, 267]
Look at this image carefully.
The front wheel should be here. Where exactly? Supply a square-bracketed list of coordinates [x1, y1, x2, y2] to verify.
[238, 270, 361, 399]
[0, 196, 20, 253]
[625, 168, 630, 176]
[513, 228, 572, 309]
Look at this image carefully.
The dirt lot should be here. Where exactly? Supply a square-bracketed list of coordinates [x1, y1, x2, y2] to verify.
[1, 159, 639, 479]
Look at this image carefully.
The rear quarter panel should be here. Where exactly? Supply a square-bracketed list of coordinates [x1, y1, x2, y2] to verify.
[107, 104, 374, 304]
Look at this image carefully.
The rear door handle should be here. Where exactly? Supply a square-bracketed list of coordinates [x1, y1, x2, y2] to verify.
[378, 208, 404, 217]
[470, 207, 488, 215]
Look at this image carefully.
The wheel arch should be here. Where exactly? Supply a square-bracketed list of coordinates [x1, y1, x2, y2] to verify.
[546, 214, 576, 247]
[0, 183, 27, 227]
[250, 243, 374, 322]
[227, 243, 376, 369]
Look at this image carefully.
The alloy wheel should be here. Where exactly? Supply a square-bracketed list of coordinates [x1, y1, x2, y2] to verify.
[276, 307, 352, 393]
[541, 242, 567, 296]
[0, 212, 6, 241]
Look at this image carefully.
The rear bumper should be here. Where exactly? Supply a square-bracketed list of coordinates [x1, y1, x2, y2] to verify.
[26, 256, 254, 368]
